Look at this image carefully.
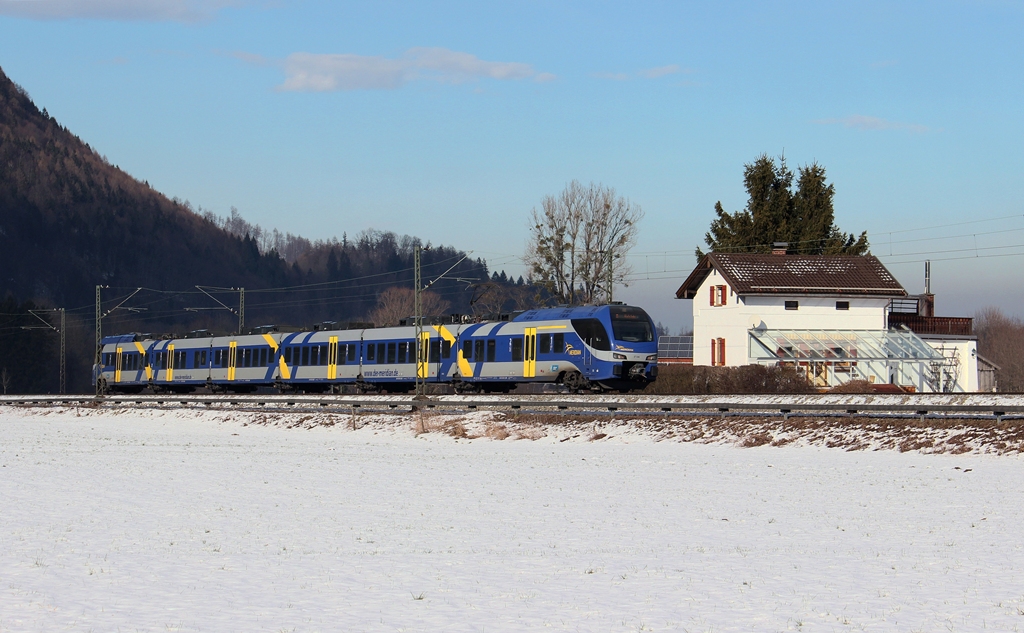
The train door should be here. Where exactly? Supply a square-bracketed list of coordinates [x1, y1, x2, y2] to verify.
[328, 336, 338, 380]
[227, 341, 237, 381]
[417, 330, 430, 380]
[114, 347, 123, 384]
[166, 343, 175, 382]
[523, 328, 537, 378]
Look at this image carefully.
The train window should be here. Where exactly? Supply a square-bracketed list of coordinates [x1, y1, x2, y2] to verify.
[475, 339, 485, 361]
[441, 340, 452, 359]
[554, 333, 564, 353]
[348, 344, 357, 362]
[366, 343, 375, 361]
[301, 346, 310, 366]
[179, 351, 187, 368]
[258, 348, 266, 366]
[571, 319, 611, 351]
[487, 339, 496, 362]
[511, 337, 523, 362]
[398, 342, 408, 364]
[463, 340, 473, 360]
[377, 342, 386, 363]
[429, 340, 441, 363]
[539, 334, 551, 354]
[337, 344, 346, 365]
[200, 350, 207, 367]
[387, 343, 396, 364]
[319, 345, 327, 366]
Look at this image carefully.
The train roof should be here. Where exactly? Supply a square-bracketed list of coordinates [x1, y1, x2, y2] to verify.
[513, 303, 646, 323]
[100, 334, 140, 345]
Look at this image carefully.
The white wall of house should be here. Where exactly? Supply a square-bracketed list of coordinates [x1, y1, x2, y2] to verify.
[919, 336, 979, 392]
[692, 268, 894, 367]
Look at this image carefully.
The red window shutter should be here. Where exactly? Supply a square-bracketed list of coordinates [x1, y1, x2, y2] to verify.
[710, 286, 715, 306]
[710, 338, 717, 366]
[719, 338, 726, 365]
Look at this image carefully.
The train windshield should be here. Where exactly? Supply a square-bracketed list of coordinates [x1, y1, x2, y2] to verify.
[609, 306, 655, 343]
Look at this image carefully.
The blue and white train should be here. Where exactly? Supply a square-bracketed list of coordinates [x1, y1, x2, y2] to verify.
[96, 303, 659, 394]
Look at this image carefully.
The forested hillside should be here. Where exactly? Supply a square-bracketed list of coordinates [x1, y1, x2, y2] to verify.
[0, 66, 518, 393]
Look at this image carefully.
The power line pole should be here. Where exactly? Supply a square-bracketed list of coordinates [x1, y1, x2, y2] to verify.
[238, 287, 245, 334]
[59, 308, 65, 395]
[414, 246, 424, 398]
[27, 308, 66, 394]
[95, 285, 102, 395]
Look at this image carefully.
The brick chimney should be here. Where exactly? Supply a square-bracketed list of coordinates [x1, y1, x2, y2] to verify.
[771, 242, 788, 255]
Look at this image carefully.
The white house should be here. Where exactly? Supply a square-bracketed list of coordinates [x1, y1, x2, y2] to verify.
[675, 248, 981, 392]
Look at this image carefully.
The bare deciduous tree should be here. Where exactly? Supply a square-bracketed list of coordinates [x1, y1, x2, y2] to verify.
[469, 282, 537, 316]
[368, 287, 451, 327]
[525, 180, 643, 305]
[1, 367, 10, 395]
[975, 307, 1024, 392]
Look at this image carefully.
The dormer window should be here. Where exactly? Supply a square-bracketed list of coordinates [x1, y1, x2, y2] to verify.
[785, 301, 799, 310]
[836, 301, 850, 310]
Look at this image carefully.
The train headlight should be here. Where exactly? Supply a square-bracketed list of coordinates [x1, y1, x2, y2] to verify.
[613, 353, 626, 360]
[646, 354, 657, 361]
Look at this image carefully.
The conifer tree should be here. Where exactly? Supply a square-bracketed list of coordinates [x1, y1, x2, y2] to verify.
[698, 155, 868, 258]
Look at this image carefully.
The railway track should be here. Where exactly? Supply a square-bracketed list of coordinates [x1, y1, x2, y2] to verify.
[2, 393, 1024, 420]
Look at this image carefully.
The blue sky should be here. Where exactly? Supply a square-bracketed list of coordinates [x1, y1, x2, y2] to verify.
[2, 0, 1023, 332]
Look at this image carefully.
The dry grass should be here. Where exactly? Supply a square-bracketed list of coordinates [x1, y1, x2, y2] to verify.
[828, 380, 877, 394]
[484, 423, 510, 440]
[645, 364, 814, 395]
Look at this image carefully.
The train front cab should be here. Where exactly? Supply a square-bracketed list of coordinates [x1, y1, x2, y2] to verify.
[513, 304, 658, 392]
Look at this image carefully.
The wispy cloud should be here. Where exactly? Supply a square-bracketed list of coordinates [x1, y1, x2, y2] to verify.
[638, 64, 685, 79]
[814, 115, 929, 133]
[591, 72, 630, 81]
[0, 0, 241, 22]
[593, 64, 691, 81]
[271, 48, 549, 92]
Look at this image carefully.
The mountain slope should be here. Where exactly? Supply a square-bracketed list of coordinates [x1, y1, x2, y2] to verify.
[0, 67, 293, 307]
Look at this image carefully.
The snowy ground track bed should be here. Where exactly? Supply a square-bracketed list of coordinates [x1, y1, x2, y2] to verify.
[2, 405, 1024, 632]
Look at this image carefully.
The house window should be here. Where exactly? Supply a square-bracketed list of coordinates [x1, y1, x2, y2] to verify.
[785, 301, 799, 310]
[709, 284, 728, 307]
[836, 301, 850, 310]
[710, 338, 726, 366]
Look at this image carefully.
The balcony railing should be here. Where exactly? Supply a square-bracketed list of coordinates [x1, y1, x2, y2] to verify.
[888, 314, 972, 336]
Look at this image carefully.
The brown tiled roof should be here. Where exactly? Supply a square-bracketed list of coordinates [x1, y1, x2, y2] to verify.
[675, 253, 907, 298]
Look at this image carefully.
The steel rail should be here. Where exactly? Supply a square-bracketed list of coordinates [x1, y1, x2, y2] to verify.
[1, 394, 1023, 419]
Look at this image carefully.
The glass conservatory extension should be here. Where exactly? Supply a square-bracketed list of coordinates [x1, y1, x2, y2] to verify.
[747, 327, 961, 392]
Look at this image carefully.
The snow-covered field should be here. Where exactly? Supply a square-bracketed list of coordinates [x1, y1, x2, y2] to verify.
[2, 406, 1024, 632]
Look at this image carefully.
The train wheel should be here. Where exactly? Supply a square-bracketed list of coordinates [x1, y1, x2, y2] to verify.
[562, 370, 584, 393]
